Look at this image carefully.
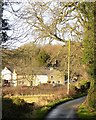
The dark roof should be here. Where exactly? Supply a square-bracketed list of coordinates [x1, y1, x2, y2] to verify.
[4, 66, 14, 73]
[15, 66, 61, 75]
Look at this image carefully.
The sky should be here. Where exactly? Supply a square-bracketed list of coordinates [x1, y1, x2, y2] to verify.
[2, 0, 93, 49]
[3, 0, 67, 49]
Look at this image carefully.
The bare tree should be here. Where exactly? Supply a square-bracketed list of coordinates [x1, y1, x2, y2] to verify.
[2, 1, 86, 95]
[3, 1, 83, 47]
[25, 2, 82, 41]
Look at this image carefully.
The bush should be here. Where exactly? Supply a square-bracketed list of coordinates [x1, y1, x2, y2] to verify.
[85, 82, 90, 89]
[12, 97, 26, 106]
[88, 87, 96, 109]
[74, 81, 90, 94]
[2, 97, 34, 119]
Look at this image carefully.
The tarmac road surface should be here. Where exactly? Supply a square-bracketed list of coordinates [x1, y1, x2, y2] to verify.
[44, 96, 86, 120]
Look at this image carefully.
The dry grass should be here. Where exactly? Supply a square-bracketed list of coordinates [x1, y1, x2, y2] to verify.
[3, 84, 75, 106]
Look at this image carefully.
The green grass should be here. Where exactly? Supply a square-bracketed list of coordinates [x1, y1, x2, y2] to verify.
[33, 106, 50, 120]
[2, 97, 33, 119]
[72, 92, 87, 99]
[2, 93, 86, 120]
[34, 94, 87, 120]
[2, 96, 72, 120]
[77, 104, 96, 120]
[33, 97, 77, 120]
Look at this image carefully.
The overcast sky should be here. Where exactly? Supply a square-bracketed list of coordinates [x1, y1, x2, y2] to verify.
[3, 0, 67, 48]
[3, 0, 94, 49]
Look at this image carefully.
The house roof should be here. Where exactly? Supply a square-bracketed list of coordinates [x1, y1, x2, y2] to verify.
[3, 66, 14, 72]
[1, 67, 12, 75]
[14, 66, 62, 75]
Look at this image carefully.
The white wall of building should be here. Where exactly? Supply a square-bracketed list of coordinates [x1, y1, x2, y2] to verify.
[36, 75, 48, 84]
[12, 70, 17, 86]
[1, 67, 63, 87]
[1, 67, 12, 81]
[1, 67, 18, 86]
[32, 75, 48, 86]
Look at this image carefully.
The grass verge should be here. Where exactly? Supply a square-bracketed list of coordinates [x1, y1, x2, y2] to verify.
[33, 97, 73, 120]
[77, 103, 96, 120]
[2, 92, 87, 120]
[33, 93, 87, 120]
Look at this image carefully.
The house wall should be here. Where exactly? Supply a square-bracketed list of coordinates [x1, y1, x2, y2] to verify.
[33, 75, 48, 86]
[1, 67, 19, 86]
[17, 75, 48, 86]
[17, 75, 30, 86]
[48, 70, 65, 85]
[1, 67, 65, 87]
[1, 67, 12, 81]
[12, 70, 17, 86]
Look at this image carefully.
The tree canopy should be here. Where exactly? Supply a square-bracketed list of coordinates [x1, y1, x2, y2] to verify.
[2, 1, 84, 47]
[2, 0, 96, 109]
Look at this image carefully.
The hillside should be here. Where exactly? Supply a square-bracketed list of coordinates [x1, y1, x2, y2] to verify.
[2, 42, 88, 82]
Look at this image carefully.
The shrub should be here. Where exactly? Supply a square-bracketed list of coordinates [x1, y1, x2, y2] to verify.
[2, 97, 34, 119]
[74, 81, 90, 94]
[12, 97, 26, 106]
[88, 87, 96, 109]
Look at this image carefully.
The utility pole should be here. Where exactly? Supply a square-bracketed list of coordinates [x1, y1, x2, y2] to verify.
[67, 40, 70, 95]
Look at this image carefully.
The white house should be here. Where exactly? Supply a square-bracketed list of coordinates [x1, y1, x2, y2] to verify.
[1, 67, 65, 87]
[1, 67, 12, 81]
[1, 67, 17, 86]
[33, 75, 48, 86]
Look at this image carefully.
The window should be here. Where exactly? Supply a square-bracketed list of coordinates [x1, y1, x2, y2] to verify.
[48, 81, 51, 84]
[18, 81, 23, 85]
[18, 81, 21, 84]
[51, 76, 53, 78]
[52, 81, 55, 84]
[58, 81, 60, 84]
[22, 81, 24, 85]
